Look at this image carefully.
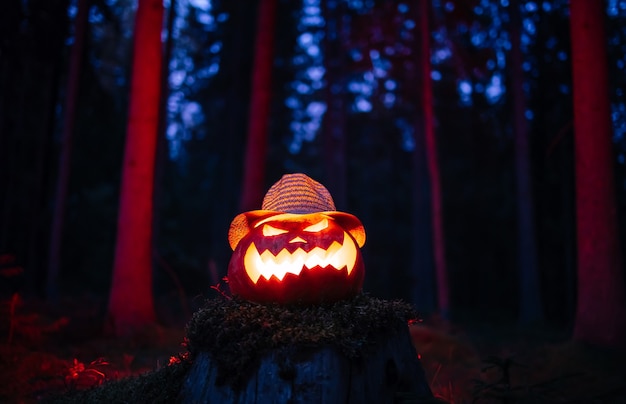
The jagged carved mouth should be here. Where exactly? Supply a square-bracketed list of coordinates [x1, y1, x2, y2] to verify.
[243, 232, 357, 283]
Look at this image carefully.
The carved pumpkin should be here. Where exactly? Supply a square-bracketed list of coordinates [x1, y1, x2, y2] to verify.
[227, 174, 366, 304]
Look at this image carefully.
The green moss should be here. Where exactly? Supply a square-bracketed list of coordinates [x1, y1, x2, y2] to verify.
[185, 293, 419, 387]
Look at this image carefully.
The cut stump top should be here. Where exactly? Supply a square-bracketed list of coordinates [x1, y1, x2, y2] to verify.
[181, 294, 434, 403]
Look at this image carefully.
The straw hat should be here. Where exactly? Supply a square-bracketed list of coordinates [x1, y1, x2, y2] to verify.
[228, 173, 365, 250]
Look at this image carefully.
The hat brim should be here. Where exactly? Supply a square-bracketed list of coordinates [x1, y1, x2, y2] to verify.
[227, 210, 366, 251]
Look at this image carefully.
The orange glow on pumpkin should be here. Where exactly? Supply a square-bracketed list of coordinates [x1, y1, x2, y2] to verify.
[243, 214, 360, 283]
[227, 211, 366, 304]
[243, 230, 358, 283]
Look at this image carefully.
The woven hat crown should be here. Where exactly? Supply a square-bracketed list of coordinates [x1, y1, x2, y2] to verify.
[228, 173, 366, 250]
[262, 173, 335, 213]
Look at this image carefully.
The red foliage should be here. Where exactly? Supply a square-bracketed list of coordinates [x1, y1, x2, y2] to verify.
[65, 358, 109, 389]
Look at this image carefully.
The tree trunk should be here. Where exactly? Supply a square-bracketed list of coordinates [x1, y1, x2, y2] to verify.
[0, 22, 30, 278]
[181, 326, 432, 403]
[408, 1, 436, 314]
[152, 0, 175, 260]
[419, 0, 449, 317]
[47, 0, 89, 301]
[27, 59, 58, 297]
[0, 0, 70, 295]
[107, 0, 163, 336]
[410, 125, 436, 313]
[510, 0, 543, 323]
[209, 0, 254, 280]
[238, 0, 277, 212]
[322, 0, 347, 209]
[0, 1, 23, 252]
[570, 0, 626, 348]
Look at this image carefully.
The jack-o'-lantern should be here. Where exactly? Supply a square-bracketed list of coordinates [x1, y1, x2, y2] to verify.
[227, 173, 366, 304]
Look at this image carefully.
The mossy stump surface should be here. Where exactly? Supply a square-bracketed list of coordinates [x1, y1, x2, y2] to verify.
[181, 294, 434, 403]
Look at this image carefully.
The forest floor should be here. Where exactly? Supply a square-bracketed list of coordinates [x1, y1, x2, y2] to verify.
[411, 314, 626, 403]
[1, 294, 625, 404]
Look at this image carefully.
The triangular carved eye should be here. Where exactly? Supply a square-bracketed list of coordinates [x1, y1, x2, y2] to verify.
[303, 218, 329, 232]
[263, 224, 288, 237]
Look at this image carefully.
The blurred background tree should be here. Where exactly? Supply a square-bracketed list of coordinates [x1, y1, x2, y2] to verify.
[569, 0, 626, 349]
[106, 0, 163, 336]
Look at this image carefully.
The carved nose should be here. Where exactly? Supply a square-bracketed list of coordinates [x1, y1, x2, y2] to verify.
[289, 236, 306, 244]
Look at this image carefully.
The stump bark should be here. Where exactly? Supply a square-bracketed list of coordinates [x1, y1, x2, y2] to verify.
[180, 324, 433, 403]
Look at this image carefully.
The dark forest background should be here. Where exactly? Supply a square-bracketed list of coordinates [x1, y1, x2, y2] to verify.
[1, 0, 625, 330]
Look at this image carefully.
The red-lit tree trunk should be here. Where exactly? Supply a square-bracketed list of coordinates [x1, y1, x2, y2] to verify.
[419, 0, 449, 317]
[510, 0, 542, 323]
[239, 0, 277, 212]
[570, 0, 626, 349]
[47, 0, 89, 301]
[107, 0, 163, 336]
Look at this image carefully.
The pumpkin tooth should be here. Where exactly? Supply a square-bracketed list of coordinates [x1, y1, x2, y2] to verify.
[243, 232, 358, 283]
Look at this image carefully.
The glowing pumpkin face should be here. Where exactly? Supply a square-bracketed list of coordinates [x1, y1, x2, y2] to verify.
[227, 212, 366, 304]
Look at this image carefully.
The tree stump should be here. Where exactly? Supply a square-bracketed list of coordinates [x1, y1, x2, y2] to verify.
[180, 295, 434, 403]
